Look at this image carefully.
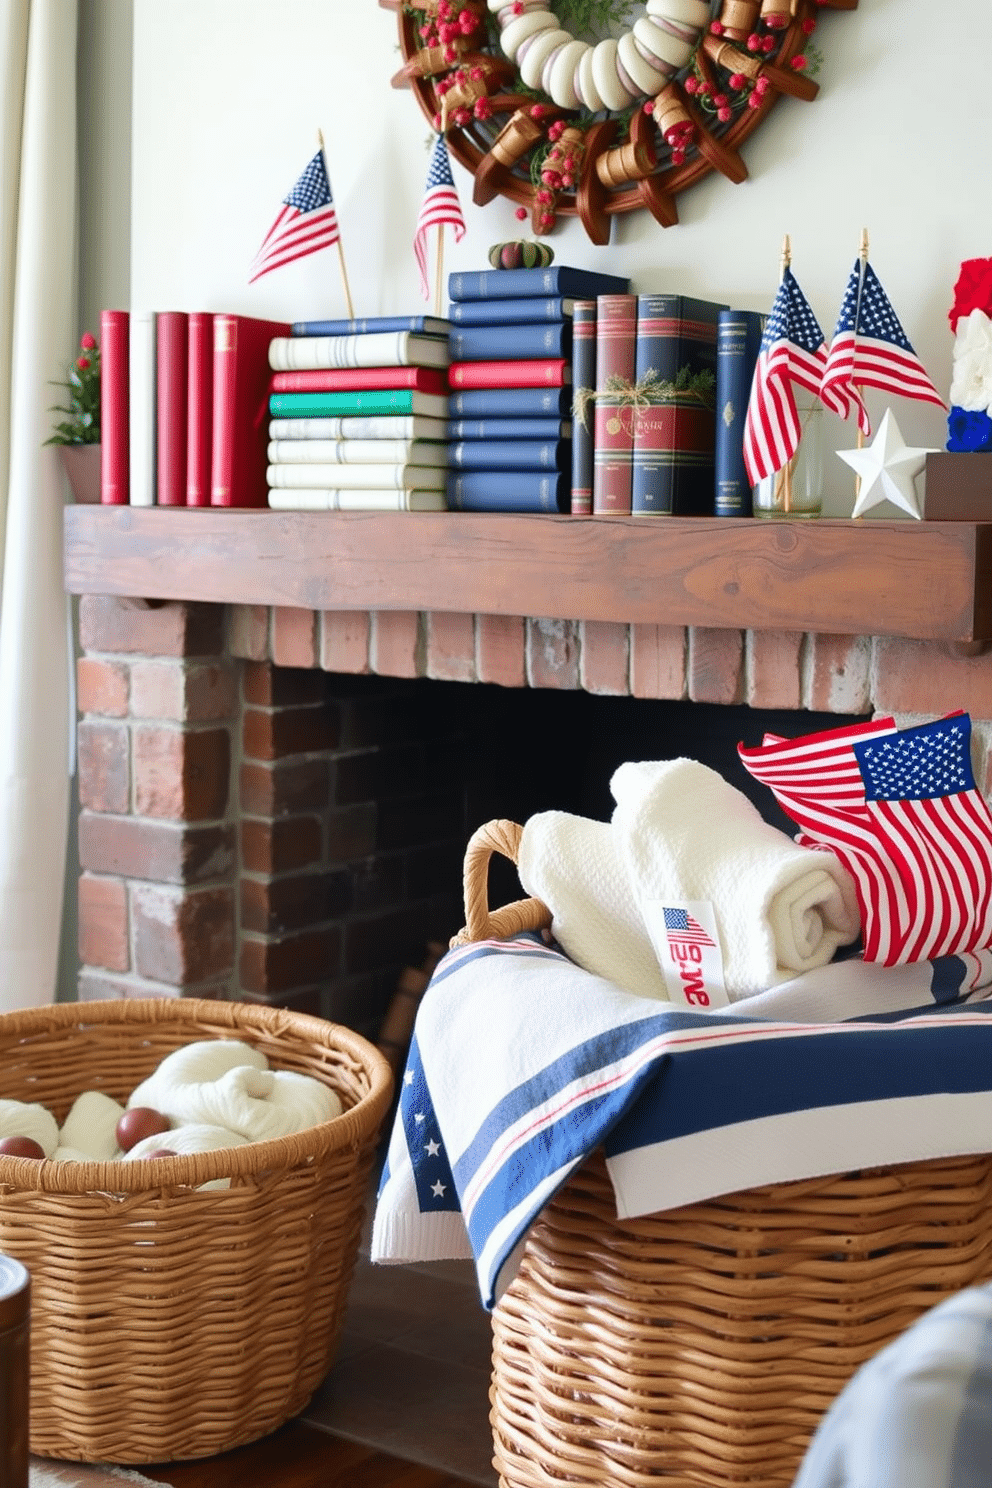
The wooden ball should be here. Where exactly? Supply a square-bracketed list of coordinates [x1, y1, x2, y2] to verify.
[0, 1135, 45, 1159]
[145, 1148, 178, 1160]
[116, 1106, 171, 1153]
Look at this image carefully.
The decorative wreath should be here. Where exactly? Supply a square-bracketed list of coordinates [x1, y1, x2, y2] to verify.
[385, 0, 858, 243]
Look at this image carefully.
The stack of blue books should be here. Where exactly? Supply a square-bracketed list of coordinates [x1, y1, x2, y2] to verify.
[445, 265, 630, 513]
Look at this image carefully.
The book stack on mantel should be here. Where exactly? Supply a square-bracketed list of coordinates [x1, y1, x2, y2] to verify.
[593, 292, 726, 518]
[445, 264, 630, 513]
[97, 309, 452, 510]
[100, 308, 294, 508]
[266, 315, 452, 511]
[103, 306, 303, 505]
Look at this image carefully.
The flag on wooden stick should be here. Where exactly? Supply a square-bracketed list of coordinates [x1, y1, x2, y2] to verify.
[742, 267, 828, 486]
[820, 259, 946, 437]
[414, 134, 465, 303]
[249, 150, 340, 283]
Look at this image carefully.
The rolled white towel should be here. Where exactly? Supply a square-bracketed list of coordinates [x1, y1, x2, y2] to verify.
[0, 1098, 59, 1158]
[128, 1038, 268, 1113]
[158, 1064, 342, 1142]
[58, 1089, 125, 1160]
[611, 758, 861, 1001]
[51, 1145, 94, 1163]
[516, 811, 670, 1001]
[124, 1122, 250, 1190]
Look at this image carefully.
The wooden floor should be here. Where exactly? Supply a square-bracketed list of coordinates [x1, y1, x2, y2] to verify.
[141, 1422, 483, 1488]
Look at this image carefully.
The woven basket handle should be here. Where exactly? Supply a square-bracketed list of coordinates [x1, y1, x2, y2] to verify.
[450, 818, 552, 947]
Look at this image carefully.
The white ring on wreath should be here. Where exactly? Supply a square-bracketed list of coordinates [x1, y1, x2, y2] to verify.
[487, 0, 712, 111]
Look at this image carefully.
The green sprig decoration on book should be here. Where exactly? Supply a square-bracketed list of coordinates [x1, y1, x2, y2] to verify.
[573, 365, 716, 431]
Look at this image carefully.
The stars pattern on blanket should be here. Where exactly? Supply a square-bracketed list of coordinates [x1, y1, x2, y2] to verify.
[400, 1035, 459, 1211]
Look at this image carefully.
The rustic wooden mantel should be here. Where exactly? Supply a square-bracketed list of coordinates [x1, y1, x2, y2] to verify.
[62, 507, 992, 643]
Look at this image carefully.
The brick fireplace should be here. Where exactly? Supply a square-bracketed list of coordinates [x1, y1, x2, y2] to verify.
[72, 571, 992, 1043]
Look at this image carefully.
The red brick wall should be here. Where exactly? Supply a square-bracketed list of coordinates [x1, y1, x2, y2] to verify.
[75, 597, 992, 1037]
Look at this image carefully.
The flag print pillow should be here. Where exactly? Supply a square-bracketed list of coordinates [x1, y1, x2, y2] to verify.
[738, 712, 992, 967]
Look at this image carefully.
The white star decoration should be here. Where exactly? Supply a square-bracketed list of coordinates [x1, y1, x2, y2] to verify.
[837, 408, 938, 520]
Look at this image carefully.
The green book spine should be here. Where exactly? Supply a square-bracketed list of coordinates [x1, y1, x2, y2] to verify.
[269, 390, 416, 416]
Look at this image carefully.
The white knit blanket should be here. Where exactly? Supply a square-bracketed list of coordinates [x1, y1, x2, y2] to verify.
[611, 759, 862, 1000]
[515, 759, 861, 1005]
[517, 811, 669, 1000]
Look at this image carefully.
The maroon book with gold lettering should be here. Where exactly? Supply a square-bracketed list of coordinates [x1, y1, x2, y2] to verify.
[186, 312, 213, 507]
[156, 311, 188, 506]
[592, 294, 637, 515]
[99, 308, 129, 505]
[210, 314, 290, 507]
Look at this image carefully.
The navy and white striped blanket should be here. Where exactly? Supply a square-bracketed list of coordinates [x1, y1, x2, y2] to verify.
[371, 932, 992, 1308]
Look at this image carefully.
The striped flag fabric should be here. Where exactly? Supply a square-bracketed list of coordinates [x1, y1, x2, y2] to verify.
[820, 259, 871, 433]
[742, 268, 829, 486]
[739, 713, 992, 967]
[249, 150, 340, 284]
[414, 134, 465, 301]
[820, 259, 946, 437]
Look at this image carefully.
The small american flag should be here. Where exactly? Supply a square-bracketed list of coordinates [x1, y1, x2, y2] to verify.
[414, 134, 465, 301]
[743, 269, 829, 486]
[249, 150, 340, 284]
[662, 907, 716, 947]
[740, 714, 992, 967]
[820, 259, 945, 437]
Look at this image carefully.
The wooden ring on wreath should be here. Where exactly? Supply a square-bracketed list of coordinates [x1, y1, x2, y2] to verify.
[383, 0, 859, 240]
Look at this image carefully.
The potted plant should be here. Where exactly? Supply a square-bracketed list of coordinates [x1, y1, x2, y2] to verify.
[45, 331, 101, 502]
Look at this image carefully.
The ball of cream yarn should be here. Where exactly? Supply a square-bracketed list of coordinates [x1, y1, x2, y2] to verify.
[123, 1122, 250, 1190]
[127, 1039, 268, 1115]
[159, 1065, 342, 1142]
[0, 1098, 59, 1158]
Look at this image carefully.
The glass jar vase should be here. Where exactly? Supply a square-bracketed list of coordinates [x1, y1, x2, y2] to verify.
[752, 400, 823, 518]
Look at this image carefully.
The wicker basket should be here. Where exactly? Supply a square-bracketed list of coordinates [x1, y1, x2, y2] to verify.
[457, 819, 992, 1488]
[0, 997, 393, 1464]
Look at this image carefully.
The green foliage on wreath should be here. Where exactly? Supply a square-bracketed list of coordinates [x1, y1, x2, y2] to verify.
[552, 0, 638, 38]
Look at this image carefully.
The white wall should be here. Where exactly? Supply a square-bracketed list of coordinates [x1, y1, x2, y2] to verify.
[78, 0, 131, 335]
[128, 0, 992, 515]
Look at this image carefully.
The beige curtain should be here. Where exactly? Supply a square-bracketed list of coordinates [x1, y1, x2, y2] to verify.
[0, 0, 77, 1009]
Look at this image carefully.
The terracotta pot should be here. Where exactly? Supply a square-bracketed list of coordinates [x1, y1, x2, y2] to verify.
[58, 443, 102, 504]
